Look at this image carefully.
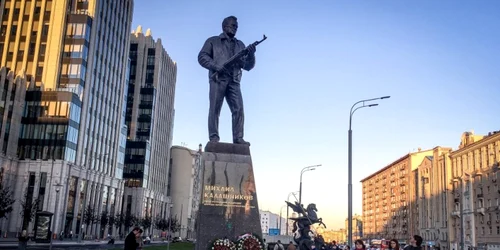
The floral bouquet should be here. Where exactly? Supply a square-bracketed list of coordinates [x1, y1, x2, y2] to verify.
[211, 238, 236, 250]
[235, 233, 264, 250]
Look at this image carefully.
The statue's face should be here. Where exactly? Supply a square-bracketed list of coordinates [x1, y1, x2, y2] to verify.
[223, 19, 238, 38]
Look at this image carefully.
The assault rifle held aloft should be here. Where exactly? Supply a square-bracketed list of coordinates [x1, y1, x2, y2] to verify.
[210, 34, 268, 79]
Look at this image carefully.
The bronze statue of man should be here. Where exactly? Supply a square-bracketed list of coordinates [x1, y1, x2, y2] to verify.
[198, 16, 257, 146]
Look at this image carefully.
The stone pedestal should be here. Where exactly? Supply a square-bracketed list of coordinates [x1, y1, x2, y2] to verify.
[195, 142, 262, 250]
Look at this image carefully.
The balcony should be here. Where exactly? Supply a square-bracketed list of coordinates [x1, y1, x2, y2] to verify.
[476, 207, 485, 215]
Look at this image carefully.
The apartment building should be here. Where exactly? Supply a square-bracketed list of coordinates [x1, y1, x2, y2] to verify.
[361, 148, 433, 243]
[449, 131, 500, 250]
[417, 146, 452, 250]
[121, 26, 177, 221]
[0, 0, 134, 238]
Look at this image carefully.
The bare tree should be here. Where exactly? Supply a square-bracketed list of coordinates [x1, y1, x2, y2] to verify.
[140, 216, 152, 234]
[99, 210, 109, 238]
[113, 213, 125, 237]
[0, 183, 15, 219]
[20, 190, 39, 230]
[83, 205, 98, 235]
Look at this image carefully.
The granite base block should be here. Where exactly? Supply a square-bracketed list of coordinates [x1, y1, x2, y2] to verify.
[195, 142, 261, 250]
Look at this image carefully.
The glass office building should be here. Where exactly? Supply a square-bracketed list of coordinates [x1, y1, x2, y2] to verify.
[122, 26, 176, 220]
[0, 0, 134, 238]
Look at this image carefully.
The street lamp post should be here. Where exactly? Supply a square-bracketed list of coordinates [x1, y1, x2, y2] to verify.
[453, 172, 470, 250]
[167, 203, 174, 250]
[279, 205, 286, 235]
[299, 165, 321, 205]
[348, 96, 390, 248]
[50, 182, 64, 250]
[286, 191, 299, 236]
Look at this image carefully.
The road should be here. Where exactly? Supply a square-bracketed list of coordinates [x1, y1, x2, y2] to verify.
[0, 239, 169, 250]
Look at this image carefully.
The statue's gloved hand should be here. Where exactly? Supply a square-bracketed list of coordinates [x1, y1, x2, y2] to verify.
[247, 44, 257, 54]
[212, 63, 230, 75]
[212, 63, 224, 72]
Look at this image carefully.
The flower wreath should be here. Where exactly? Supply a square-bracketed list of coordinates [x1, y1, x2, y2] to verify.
[211, 238, 236, 250]
[235, 233, 264, 250]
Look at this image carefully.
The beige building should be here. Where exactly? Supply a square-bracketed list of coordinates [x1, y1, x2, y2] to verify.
[331, 229, 347, 243]
[121, 26, 177, 222]
[345, 214, 363, 241]
[0, 0, 134, 238]
[449, 131, 500, 250]
[417, 147, 452, 250]
[169, 145, 203, 240]
[361, 148, 434, 243]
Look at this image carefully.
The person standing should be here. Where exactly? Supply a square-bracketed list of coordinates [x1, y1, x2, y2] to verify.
[124, 227, 141, 250]
[389, 239, 401, 250]
[355, 240, 366, 250]
[405, 235, 423, 250]
[274, 240, 285, 250]
[18, 230, 29, 250]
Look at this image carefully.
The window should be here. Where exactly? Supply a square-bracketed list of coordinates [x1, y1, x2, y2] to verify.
[63, 44, 88, 59]
[42, 24, 49, 36]
[147, 55, 155, 65]
[39, 44, 46, 56]
[0, 25, 7, 36]
[10, 25, 17, 35]
[61, 63, 86, 79]
[66, 23, 90, 40]
[36, 66, 43, 76]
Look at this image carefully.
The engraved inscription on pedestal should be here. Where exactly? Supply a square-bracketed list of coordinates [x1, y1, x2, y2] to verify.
[202, 185, 255, 208]
[195, 142, 261, 250]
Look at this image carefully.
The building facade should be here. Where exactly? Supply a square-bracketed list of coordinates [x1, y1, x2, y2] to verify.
[320, 228, 346, 243]
[122, 26, 177, 222]
[0, 67, 28, 234]
[449, 131, 500, 250]
[344, 214, 363, 240]
[169, 145, 203, 240]
[259, 210, 286, 236]
[417, 147, 452, 250]
[0, 67, 28, 157]
[0, 0, 134, 238]
[361, 149, 434, 243]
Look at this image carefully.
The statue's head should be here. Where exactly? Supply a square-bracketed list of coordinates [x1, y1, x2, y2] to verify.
[222, 16, 238, 38]
[307, 203, 317, 211]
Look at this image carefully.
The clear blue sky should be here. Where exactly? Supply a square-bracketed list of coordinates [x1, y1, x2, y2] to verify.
[132, 0, 500, 229]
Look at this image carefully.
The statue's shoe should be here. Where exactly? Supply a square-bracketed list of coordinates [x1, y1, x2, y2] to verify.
[233, 138, 250, 146]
